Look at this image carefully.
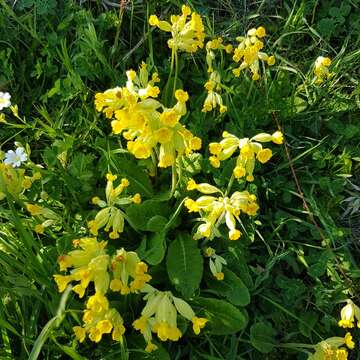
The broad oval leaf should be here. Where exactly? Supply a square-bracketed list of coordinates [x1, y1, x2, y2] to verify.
[192, 297, 247, 335]
[206, 268, 250, 306]
[166, 232, 203, 298]
[250, 322, 276, 353]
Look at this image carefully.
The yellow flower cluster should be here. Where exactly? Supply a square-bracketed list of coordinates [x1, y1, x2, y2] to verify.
[95, 64, 201, 168]
[26, 202, 61, 234]
[314, 56, 332, 84]
[202, 38, 233, 113]
[109, 248, 152, 295]
[133, 287, 207, 352]
[307, 299, 359, 359]
[53, 238, 153, 344]
[53, 238, 152, 298]
[149, 5, 205, 54]
[209, 130, 283, 181]
[232, 26, 275, 80]
[0, 164, 40, 200]
[185, 180, 259, 240]
[202, 70, 227, 113]
[73, 292, 125, 343]
[88, 173, 141, 239]
[53, 237, 110, 297]
[308, 333, 354, 360]
[338, 299, 360, 328]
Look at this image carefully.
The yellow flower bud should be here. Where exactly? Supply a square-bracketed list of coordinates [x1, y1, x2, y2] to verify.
[271, 131, 284, 144]
[214, 272, 224, 281]
[132, 193, 142, 204]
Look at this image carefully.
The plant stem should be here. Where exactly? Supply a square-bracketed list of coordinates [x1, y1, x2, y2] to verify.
[225, 174, 235, 196]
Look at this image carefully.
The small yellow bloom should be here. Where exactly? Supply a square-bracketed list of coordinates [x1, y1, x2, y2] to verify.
[191, 316, 208, 335]
[271, 131, 283, 144]
[255, 26, 266, 38]
[26, 203, 43, 216]
[73, 326, 86, 343]
[132, 193, 141, 204]
[149, 15, 159, 26]
[187, 179, 197, 191]
[209, 143, 222, 155]
[34, 224, 45, 234]
[145, 342, 158, 353]
[175, 89, 189, 103]
[344, 332, 354, 349]
[233, 165, 246, 178]
[267, 55, 275, 66]
[106, 173, 117, 182]
[215, 272, 224, 281]
[256, 148, 272, 163]
[229, 229, 241, 240]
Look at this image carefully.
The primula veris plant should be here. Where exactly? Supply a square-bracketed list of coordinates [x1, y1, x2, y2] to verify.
[88, 173, 141, 239]
[232, 26, 275, 80]
[1, 2, 358, 359]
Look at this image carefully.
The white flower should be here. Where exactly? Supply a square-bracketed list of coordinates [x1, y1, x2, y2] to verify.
[4, 147, 27, 168]
[0, 92, 11, 111]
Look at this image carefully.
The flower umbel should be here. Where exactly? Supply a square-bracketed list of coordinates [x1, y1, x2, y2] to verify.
[88, 174, 140, 239]
[133, 287, 207, 351]
[149, 5, 205, 54]
[232, 26, 275, 80]
[208, 130, 283, 181]
[185, 180, 259, 240]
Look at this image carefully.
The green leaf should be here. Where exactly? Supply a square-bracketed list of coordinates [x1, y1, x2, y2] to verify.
[299, 311, 318, 338]
[137, 232, 166, 265]
[206, 268, 250, 306]
[250, 322, 276, 353]
[147, 215, 168, 232]
[166, 233, 203, 298]
[111, 157, 153, 197]
[126, 200, 170, 231]
[192, 297, 247, 335]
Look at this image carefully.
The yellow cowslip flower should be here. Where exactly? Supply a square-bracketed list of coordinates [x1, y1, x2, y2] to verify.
[185, 179, 259, 240]
[25, 203, 61, 233]
[156, 93, 202, 168]
[205, 248, 227, 281]
[232, 26, 275, 80]
[95, 62, 201, 169]
[338, 299, 360, 328]
[314, 56, 332, 84]
[208, 131, 283, 181]
[149, 5, 205, 54]
[133, 287, 207, 350]
[0, 163, 29, 200]
[95, 63, 162, 160]
[73, 292, 125, 343]
[109, 248, 151, 295]
[88, 174, 140, 239]
[53, 237, 110, 297]
[308, 333, 354, 360]
[202, 71, 227, 114]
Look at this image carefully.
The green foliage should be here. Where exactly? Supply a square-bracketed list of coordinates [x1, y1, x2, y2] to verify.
[0, 0, 359, 359]
[192, 297, 247, 335]
[166, 233, 203, 298]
